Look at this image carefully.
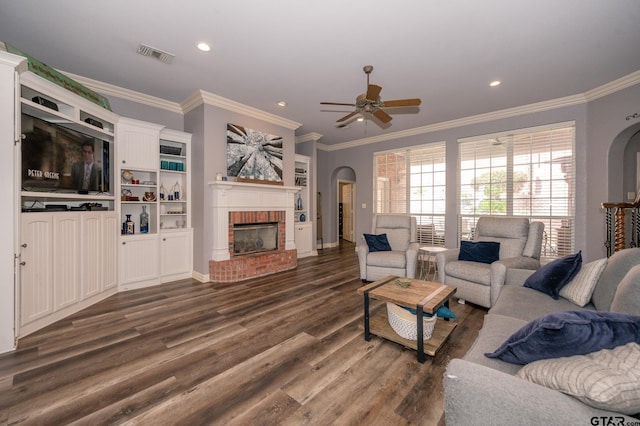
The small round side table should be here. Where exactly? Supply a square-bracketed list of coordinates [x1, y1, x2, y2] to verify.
[418, 246, 448, 282]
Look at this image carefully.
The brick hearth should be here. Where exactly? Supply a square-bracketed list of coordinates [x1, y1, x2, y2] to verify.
[209, 210, 297, 282]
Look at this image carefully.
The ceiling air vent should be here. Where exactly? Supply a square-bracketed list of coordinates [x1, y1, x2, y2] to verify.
[136, 43, 175, 64]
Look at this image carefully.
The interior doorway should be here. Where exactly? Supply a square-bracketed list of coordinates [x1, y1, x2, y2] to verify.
[338, 180, 355, 243]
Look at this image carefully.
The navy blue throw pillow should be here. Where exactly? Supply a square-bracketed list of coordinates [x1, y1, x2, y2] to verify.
[363, 233, 392, 252]
[485, 310, 640, 364]
[524, 251, 582, 299]
[458, 241, 501, 264]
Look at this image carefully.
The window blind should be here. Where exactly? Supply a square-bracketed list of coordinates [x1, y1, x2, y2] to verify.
[374, 143, 446, 246]
[458, 123, 575, 259]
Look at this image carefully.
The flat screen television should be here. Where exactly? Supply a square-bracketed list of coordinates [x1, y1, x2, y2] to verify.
[21, 113, 112, 195]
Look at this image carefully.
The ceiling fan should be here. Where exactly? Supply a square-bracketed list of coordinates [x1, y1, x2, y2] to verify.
[321, 65, 421, 125]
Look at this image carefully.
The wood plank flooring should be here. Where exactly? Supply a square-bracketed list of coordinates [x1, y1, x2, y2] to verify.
[0, 242, 486, 425]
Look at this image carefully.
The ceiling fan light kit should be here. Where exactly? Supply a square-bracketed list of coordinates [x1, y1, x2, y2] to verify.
[321, 65, 421, 126]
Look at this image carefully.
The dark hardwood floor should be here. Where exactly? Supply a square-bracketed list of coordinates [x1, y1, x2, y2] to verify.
[0, 242, 486, 425]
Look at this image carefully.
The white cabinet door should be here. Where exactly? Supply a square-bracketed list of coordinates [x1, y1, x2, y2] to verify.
[81, 213, 103, 299]
[102, 213, 119, 290]
[53, 214, 81, 310]
[160, 229, 193, 280]
[20, 214, 54, 326]
[119, 235, 159, 288]
[294, 222, 313, 258]
[117, 118, 162, 170]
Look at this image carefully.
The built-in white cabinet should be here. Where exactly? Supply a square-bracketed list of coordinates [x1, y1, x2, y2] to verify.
[119, 234, 160, 289]
[15, 66, 119, 339]
[294, 222, 313, 258]
[117, 121, 193, 290]
[117, 118, 161, 171]
[19, 211, 117, 336]
[160, 229, 193, 281]
[294, 154, 313, 258]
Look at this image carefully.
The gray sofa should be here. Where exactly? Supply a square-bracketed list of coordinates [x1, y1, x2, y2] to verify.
[444, 247, 640, 425]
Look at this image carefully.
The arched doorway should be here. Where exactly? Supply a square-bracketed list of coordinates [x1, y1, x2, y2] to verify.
[332, 167, 356, 246]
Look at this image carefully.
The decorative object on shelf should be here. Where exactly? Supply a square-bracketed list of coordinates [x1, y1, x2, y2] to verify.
[123, 214, 134, 235]
[121, 188, 132, 201]
[296, 193, 303, 210]
[143, 191, 156, 201]
[159, 184, 166, 200]
[121, 170, 133, 183]
[170, 181, 182, 201]
[216, 172, 222, 181]
[300, 213, 306, 222]
[140, 206, 149, 233]
[226, 123, 283, 183]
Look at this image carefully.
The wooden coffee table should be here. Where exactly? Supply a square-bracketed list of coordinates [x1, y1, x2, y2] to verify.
[357, 276, 457, 363]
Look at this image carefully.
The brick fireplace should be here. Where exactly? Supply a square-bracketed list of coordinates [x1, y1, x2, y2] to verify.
[209, 181, 299, 282]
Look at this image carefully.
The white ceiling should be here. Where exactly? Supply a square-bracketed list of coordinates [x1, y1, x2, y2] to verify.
[1, 0, 639, 146]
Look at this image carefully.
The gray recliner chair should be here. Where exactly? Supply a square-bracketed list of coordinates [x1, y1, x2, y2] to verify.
[357, 214, 420, 282]
[436, 216, 544, 308]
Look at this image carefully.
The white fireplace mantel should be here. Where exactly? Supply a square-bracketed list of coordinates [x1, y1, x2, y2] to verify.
[209, 181, 300, 261]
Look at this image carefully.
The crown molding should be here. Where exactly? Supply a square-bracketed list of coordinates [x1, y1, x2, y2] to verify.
[62, 71, 184, 114]
[295, 132, 323, 143]
[56, 66, 640, 151]
[182, 90, 301, 130]
[584, 70, 640, 101]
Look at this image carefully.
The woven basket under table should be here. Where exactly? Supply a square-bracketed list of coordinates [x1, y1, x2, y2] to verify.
[386, 302, 437, 341]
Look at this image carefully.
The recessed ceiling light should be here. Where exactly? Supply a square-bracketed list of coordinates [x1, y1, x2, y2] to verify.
[357, 117, 364, 122]
[489, 80, 501, 87]
[276, 100, 287, 107]
[197, 42, 211, 52]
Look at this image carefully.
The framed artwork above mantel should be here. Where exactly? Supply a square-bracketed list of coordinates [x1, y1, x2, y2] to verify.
[226, 123, 283, 185]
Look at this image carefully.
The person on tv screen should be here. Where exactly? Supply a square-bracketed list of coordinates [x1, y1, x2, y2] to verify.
[71, 141, 101, 192]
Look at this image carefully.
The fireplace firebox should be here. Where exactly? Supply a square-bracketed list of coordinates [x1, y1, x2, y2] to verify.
[233, 222, 278, 255]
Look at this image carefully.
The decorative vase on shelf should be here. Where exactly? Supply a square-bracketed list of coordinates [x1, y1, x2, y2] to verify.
[300, 213, 306, 222]
[296, 194, 303, 210]
[159, 184, 166, 200]
[124, 214, 134, 235]
[140, 206, 149, 234]
[170, 181, 182, 201]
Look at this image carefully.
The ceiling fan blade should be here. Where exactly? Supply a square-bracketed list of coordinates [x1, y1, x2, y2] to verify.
[382, 98, 422, 108]
[337, 111, 359, 122]
[321, 102, 356, 106]
[366, 84, 382, 100]
[373, 108, 392, 123]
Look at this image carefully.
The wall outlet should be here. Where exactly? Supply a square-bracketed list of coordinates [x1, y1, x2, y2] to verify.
[361, 203, 366, 209]
[629, 192, 636, 200]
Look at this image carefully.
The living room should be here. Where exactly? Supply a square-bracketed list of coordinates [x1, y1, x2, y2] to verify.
[1, 1, 640, 423]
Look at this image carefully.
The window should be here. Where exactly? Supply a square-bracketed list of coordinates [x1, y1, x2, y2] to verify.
[374, 143, 446, 246]
[458, 123, 575, 259]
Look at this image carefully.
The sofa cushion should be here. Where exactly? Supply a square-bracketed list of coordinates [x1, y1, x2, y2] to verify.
[458, 241, 500, 264]
[485, 310, 640, 365]
[490, 285, 594, 322]
[366, 250, 407, 269]
[461, 314, 528, 375]
[516, 342, 640, 415]
[592, 247, 640, 311]
[474, 217, 529, 259]
[523, 251, 582, 299]
[559, 258, 608, 307]
[363, 233, 392, 252]
[610, 264, 640, 316]
[444, 261, 492, 286]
